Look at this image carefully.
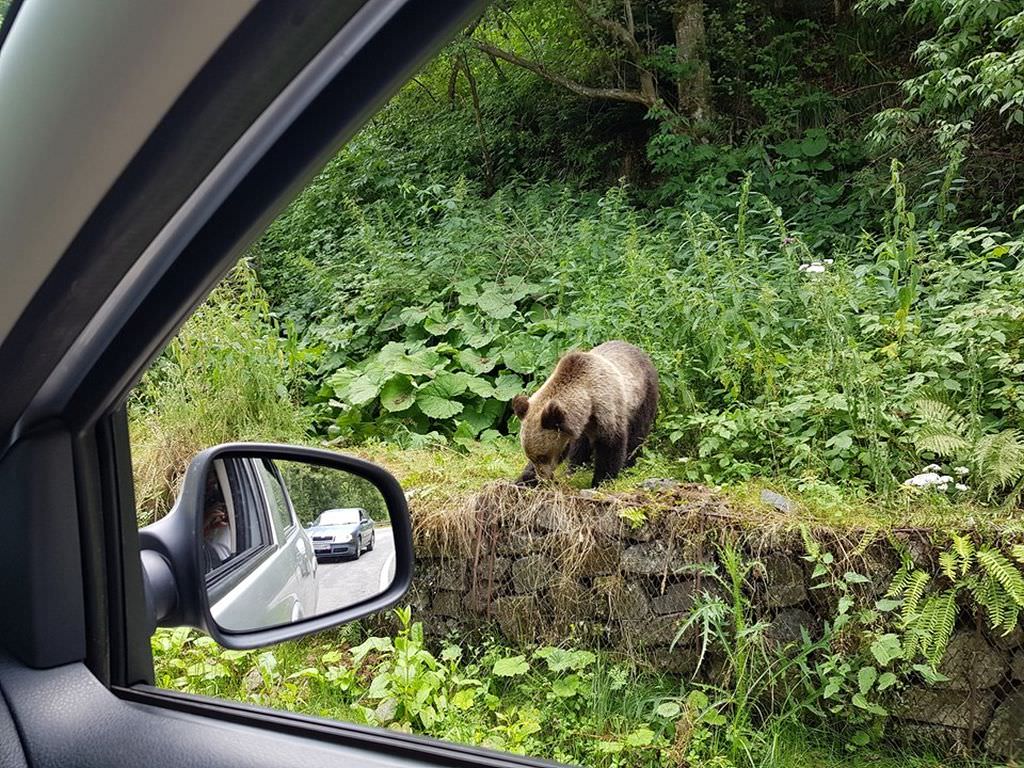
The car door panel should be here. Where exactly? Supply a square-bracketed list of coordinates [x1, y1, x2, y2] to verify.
[0, 654, 423, 768]
[209, 546, 300, 631]
[0, 654, 560, 768]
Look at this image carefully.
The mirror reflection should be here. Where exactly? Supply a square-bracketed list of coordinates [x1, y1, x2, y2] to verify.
[201, 456, 394, 633]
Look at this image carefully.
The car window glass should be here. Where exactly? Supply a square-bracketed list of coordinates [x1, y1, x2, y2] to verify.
[254, 458, 294, 538]
[124, 3, 1024, 763]
[204, 458, 271, 578]
[316, 508, 361, 526]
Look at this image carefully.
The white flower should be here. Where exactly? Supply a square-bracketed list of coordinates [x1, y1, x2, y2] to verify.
[954, 466, 969, 476]
[937, 484, 949, 492]
[955, 483, 969, 491]
[823, 258, 834, 265]
[905, 472, 942, 487]
[923, 464, 942, 472]
[799, 263, 826, 274]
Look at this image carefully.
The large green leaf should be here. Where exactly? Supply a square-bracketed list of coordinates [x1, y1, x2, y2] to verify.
[458, 348, 498, 375]
[398, 306, 428, 327]
[389, 347, 443, 376]
[459, 402, 500, 435]
[869, 634, 903, 666]
[380, 376, 415, 412]
[455, 277, 480, 306]
[477, 290, 516, 319]
[463, 324, 497, 349]
[375, 342, 409, 364]
[416, 372, 467, 419]
[346, 372, 384, 405]
[423, 304, 458, 336]
[500, 337, 551, 375]
[464, 376, 495, 398]
[800, 129, 829, 157]
[327, 369, 358, 399]
[493, 372, 525, 401]
[491, 655, 529, 677]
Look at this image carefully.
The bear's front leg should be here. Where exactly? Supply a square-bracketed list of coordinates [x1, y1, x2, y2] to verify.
[566, 437, 592, 471]
[515, 462, 540, 487]
[591, 435, 628, 487]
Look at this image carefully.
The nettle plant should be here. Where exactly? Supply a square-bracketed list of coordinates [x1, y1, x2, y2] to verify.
[324, 275, 567, 444]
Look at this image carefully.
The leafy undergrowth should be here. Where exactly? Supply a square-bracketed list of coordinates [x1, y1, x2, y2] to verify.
[152, 610, 970, 768]
[342, 437, 1023, 534]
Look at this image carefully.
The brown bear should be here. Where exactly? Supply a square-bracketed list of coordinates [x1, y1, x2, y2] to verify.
[512, 340, 658, 488]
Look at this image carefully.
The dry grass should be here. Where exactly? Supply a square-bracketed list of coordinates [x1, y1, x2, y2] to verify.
[345, 438, 1023, 591]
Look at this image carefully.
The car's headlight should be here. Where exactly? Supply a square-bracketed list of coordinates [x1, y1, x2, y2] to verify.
[337, 532, 353, 543]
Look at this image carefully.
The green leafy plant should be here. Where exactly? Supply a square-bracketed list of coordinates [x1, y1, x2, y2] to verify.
[910, 398, 1024, 501]
[886, 533, 1024, 664]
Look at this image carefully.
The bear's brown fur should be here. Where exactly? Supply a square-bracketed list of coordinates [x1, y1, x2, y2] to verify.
[512, 340, 658, 488]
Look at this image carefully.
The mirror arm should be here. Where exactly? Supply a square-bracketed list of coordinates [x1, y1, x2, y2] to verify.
[140, 549, 178, 632]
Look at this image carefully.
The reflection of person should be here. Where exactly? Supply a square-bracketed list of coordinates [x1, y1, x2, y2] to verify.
[202, 469, 232, 573]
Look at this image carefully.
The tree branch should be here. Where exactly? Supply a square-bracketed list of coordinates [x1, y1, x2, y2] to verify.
[471, 39, 655, 107]
[572, 0, 641, 56]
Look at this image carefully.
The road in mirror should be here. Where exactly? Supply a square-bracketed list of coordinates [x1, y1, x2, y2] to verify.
[201, 455, 394, 633]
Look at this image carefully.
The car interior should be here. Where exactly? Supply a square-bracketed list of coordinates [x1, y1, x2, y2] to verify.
[0, 0, 561, 766]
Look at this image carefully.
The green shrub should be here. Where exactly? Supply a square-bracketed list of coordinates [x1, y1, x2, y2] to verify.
[255, 159, 1024, 504]
[129, 260, 312, 524]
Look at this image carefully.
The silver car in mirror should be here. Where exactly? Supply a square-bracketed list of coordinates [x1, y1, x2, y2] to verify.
[138, 443, 412, 648]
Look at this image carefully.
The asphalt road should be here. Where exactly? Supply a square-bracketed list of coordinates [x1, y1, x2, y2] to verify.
[316, 526, 395, 614]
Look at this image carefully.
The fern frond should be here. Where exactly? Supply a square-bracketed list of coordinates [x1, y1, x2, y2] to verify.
[901, 570, 932, 625]
[976, 547, 1024, 607]
[911, 399, 969, 457]
[970, 575, 1006, 630]
[951, 532, 974, 577]
[886, 561, 913, 598]
[913, 399, 965, 434]
[901, 628, 921, 662]
[938, 551, 958, 581]
[1002, 603, 1021, 637]
[975, 429, 1024, 492]
[920, 590, 959, 666]
[1012, 544, 1024, 566]
[914, 429, 971, 457]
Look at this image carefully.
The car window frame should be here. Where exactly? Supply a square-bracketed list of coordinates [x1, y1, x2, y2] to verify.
[254, 457, 297, 540]
[204, 458, 276, 604]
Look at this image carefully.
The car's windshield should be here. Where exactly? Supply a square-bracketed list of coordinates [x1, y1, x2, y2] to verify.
[316, 508, 361, 526]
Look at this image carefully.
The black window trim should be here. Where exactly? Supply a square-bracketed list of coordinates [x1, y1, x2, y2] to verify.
[115, 685, 564, 768]
[0, 0, 26, 53]
[255, 457, 297, 540]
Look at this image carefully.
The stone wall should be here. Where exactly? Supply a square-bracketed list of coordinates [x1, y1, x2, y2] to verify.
[406, 482, 1024, 760]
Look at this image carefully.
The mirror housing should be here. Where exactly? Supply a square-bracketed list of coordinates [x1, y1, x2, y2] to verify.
[138, 443, 413, 649]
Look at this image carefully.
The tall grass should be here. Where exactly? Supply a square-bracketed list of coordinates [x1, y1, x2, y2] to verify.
[129, 260, 311, 524]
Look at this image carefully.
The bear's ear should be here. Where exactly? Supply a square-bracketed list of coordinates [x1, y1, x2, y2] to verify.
[512, 395, 530, 419]
[540, 400, 566, 431]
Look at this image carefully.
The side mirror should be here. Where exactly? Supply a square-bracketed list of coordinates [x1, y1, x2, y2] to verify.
[138, 443, 412, 649]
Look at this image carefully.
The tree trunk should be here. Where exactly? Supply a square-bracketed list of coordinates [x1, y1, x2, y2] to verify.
[674, 0, 711, 123]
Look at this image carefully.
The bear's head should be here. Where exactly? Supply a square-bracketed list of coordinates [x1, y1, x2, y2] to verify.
[513, 395, 576, 481]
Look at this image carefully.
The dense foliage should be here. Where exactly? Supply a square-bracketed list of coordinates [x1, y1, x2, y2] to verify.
[236, 0, 1024, 507]
[125, 4, 1024, 765]
[154, 529, 1024, 768]
[255, 163, 1024, 502]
